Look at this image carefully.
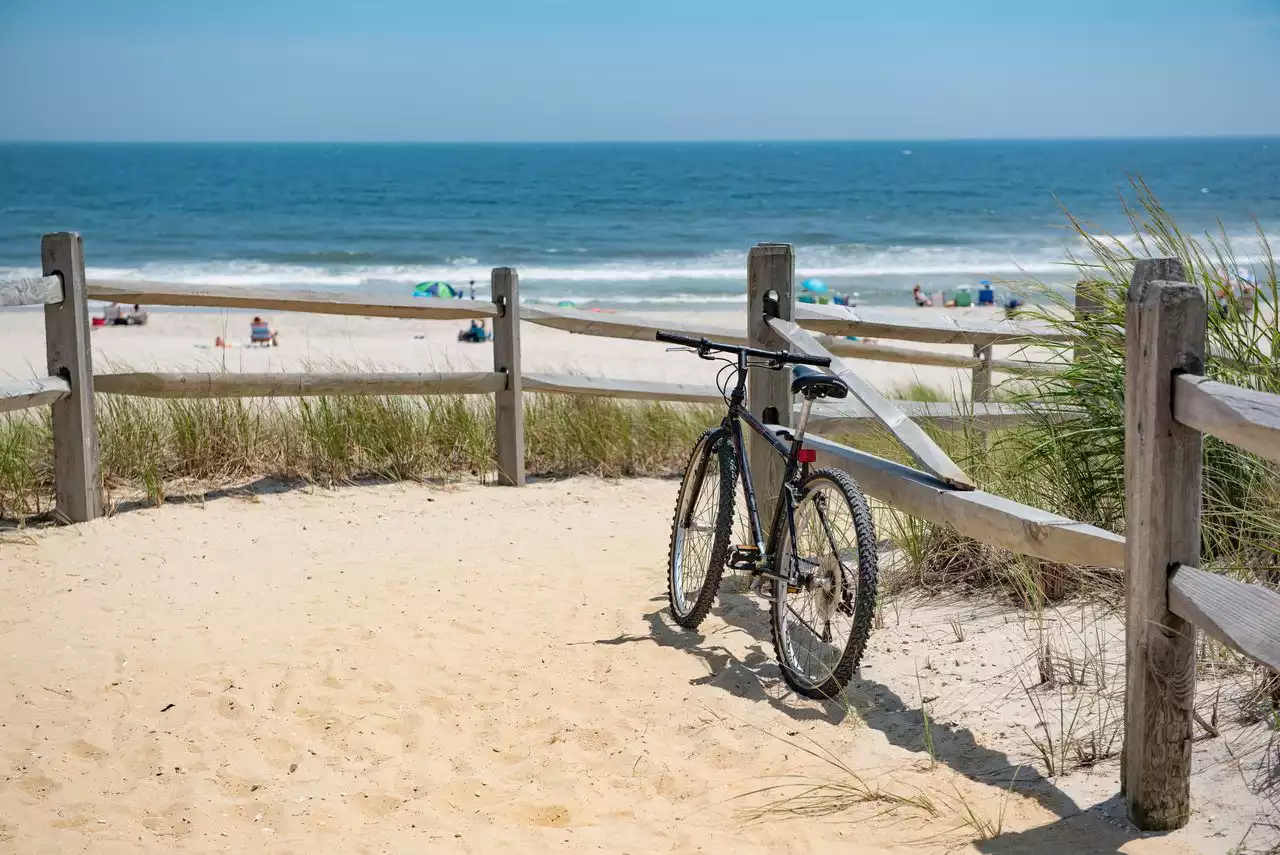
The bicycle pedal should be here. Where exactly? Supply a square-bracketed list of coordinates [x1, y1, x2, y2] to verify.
[728, 544, 761, 571]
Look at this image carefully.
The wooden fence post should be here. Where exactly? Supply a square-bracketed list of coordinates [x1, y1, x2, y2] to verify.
[491, 267, 524, 486]
[1075, 280, 1103, 368]
[971, 344, 992, 403]
[1123, 258, 1204, 831]
[746, 243, 795, 525]
[42, 232, 102, 522]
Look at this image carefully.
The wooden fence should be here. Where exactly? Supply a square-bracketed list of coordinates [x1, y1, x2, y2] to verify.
[2, 234, 1278, 830]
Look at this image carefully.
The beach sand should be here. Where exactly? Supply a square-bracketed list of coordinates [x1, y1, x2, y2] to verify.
[0, 478, 1267, 853]
[0, 306, 1041, 399]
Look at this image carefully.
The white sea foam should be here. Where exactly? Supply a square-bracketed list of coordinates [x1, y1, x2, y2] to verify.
[0, 233, 1270, 296]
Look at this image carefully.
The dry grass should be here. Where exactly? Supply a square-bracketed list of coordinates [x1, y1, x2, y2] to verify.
[0, 394, 716, 520]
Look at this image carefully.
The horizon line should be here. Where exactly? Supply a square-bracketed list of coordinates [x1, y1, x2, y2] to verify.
[2, 134, 1279, 146]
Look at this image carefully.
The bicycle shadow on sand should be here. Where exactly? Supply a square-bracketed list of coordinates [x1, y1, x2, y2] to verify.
[597, 586, 1146, 846]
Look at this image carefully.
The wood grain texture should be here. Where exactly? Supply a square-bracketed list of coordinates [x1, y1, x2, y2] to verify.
[1169, 565, 1280, 671]
[523, 373, 722, 403]
[794, 302, 1069, 345]
[522, 304, 747, 345]
[971, 344, 993, 403]
[1173, 374, 1280, 465]
[87, 281, 498, 320]
[0, 274, 63, 307]
[768, 316, 974, 490]
[1122, 258, 1203, 832]
[492, 268, 525, 486]
[0, 376, 71, 413]
[746, 244, 795, 526]
[518, 373, 1056, 431]
[786, 431, 1125, 568]
[93, 372, 505, 398]
[806, 400, 1060, 434]
[822, 335, 1061, 375]
[43, 232, 103, 523]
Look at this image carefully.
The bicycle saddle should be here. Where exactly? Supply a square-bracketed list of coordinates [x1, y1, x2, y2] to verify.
[791, 365, 849, 400]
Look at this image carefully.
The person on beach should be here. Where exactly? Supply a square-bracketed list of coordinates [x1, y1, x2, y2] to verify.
[912, 285, 931, 307]
[128, 304, 149, 325]
[250, 316, 279, 346]
[458, 319, 489, 343]
[103, 303, 126, 325]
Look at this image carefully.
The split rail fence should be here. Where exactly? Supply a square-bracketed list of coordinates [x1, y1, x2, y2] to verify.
[2, 233, 1278, 831]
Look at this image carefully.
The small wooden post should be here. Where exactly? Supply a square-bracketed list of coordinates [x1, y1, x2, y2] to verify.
[746, 243, 794, 525]
[42, 232, 102, 522]
[1075, 280, 1103, 367]
[1122, 258, 1203, 831]
[971, 344, 992, 403]
[491, 267, 524, 486]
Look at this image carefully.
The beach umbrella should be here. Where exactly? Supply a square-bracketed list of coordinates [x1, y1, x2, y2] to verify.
[802, 278, 829, 293]
[413, 281, 460, 299]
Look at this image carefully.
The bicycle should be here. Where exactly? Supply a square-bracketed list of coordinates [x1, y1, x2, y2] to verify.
[656, 327, 878, 699]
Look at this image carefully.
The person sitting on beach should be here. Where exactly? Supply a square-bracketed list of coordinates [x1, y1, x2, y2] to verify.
[457, 319, 489, 343]
[249, 316, 278, 346]
[103, 303, 128, 325]
[912, 285, 932, 307]
[127, 304, 149, 325]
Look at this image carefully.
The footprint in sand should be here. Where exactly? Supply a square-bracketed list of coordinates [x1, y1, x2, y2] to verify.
[69, 739, 109, 762]
[514, 804, 572, 828]
[217, 695, 245, 719]
[17, 774, 61, 798]
[140, 803, 194, 839]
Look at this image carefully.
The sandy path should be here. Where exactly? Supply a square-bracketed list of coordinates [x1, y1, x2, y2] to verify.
[0, 479, 1211, 854]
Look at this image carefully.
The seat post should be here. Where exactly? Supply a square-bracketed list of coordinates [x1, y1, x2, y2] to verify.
[792, 397, 815, 447]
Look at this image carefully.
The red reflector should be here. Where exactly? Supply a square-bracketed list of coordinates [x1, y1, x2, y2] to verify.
[797, 448, 817, 463]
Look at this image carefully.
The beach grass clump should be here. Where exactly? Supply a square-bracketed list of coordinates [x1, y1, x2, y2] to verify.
[865, 182, 1280, 607]
[0, 393, 716, 520]
[1005, 180, 1280, 588]
[0, 411, 53, 519]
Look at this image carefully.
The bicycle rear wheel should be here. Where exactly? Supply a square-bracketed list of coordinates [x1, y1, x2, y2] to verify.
[667, 428, 736, 629]
[770, 468, 877, 699]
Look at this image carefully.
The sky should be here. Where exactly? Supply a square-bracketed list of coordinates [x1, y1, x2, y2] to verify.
[0, 0, 1278, 142]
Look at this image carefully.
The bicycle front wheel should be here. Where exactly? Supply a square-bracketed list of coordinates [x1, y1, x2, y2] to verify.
[667, 428, 736, 629]
[770, 468, 878, 699]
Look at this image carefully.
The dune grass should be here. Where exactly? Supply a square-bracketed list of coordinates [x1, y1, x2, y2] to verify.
[0, 394, 716, 519]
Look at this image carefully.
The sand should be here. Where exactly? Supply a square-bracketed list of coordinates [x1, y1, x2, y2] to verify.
[1, 477, 1270, 854]
[0, 305, 1038, 399]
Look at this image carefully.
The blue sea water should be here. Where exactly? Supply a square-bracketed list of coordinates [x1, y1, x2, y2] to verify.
[1, 140, 1278, 308]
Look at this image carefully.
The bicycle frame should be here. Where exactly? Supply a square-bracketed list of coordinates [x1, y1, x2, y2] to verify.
[714, 349, 819, 579]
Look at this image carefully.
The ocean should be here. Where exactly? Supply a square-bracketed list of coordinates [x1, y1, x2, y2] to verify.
[1, 140, 1278, 309]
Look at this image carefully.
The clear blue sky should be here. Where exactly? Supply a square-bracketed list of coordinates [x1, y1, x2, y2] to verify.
[1, 0, 1277, 142]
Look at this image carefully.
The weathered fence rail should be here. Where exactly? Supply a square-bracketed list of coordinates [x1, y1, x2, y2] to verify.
[92, 371, 506, 398]
[89, 280, 498, 321]
[6, 233, 1277, 834]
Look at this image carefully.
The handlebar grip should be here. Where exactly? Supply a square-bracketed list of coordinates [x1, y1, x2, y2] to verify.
[792, 353, 833, 367]
[655, 331, 703, 348]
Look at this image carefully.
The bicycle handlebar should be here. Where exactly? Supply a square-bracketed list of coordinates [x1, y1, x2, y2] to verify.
[655, 330, 832, 367]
